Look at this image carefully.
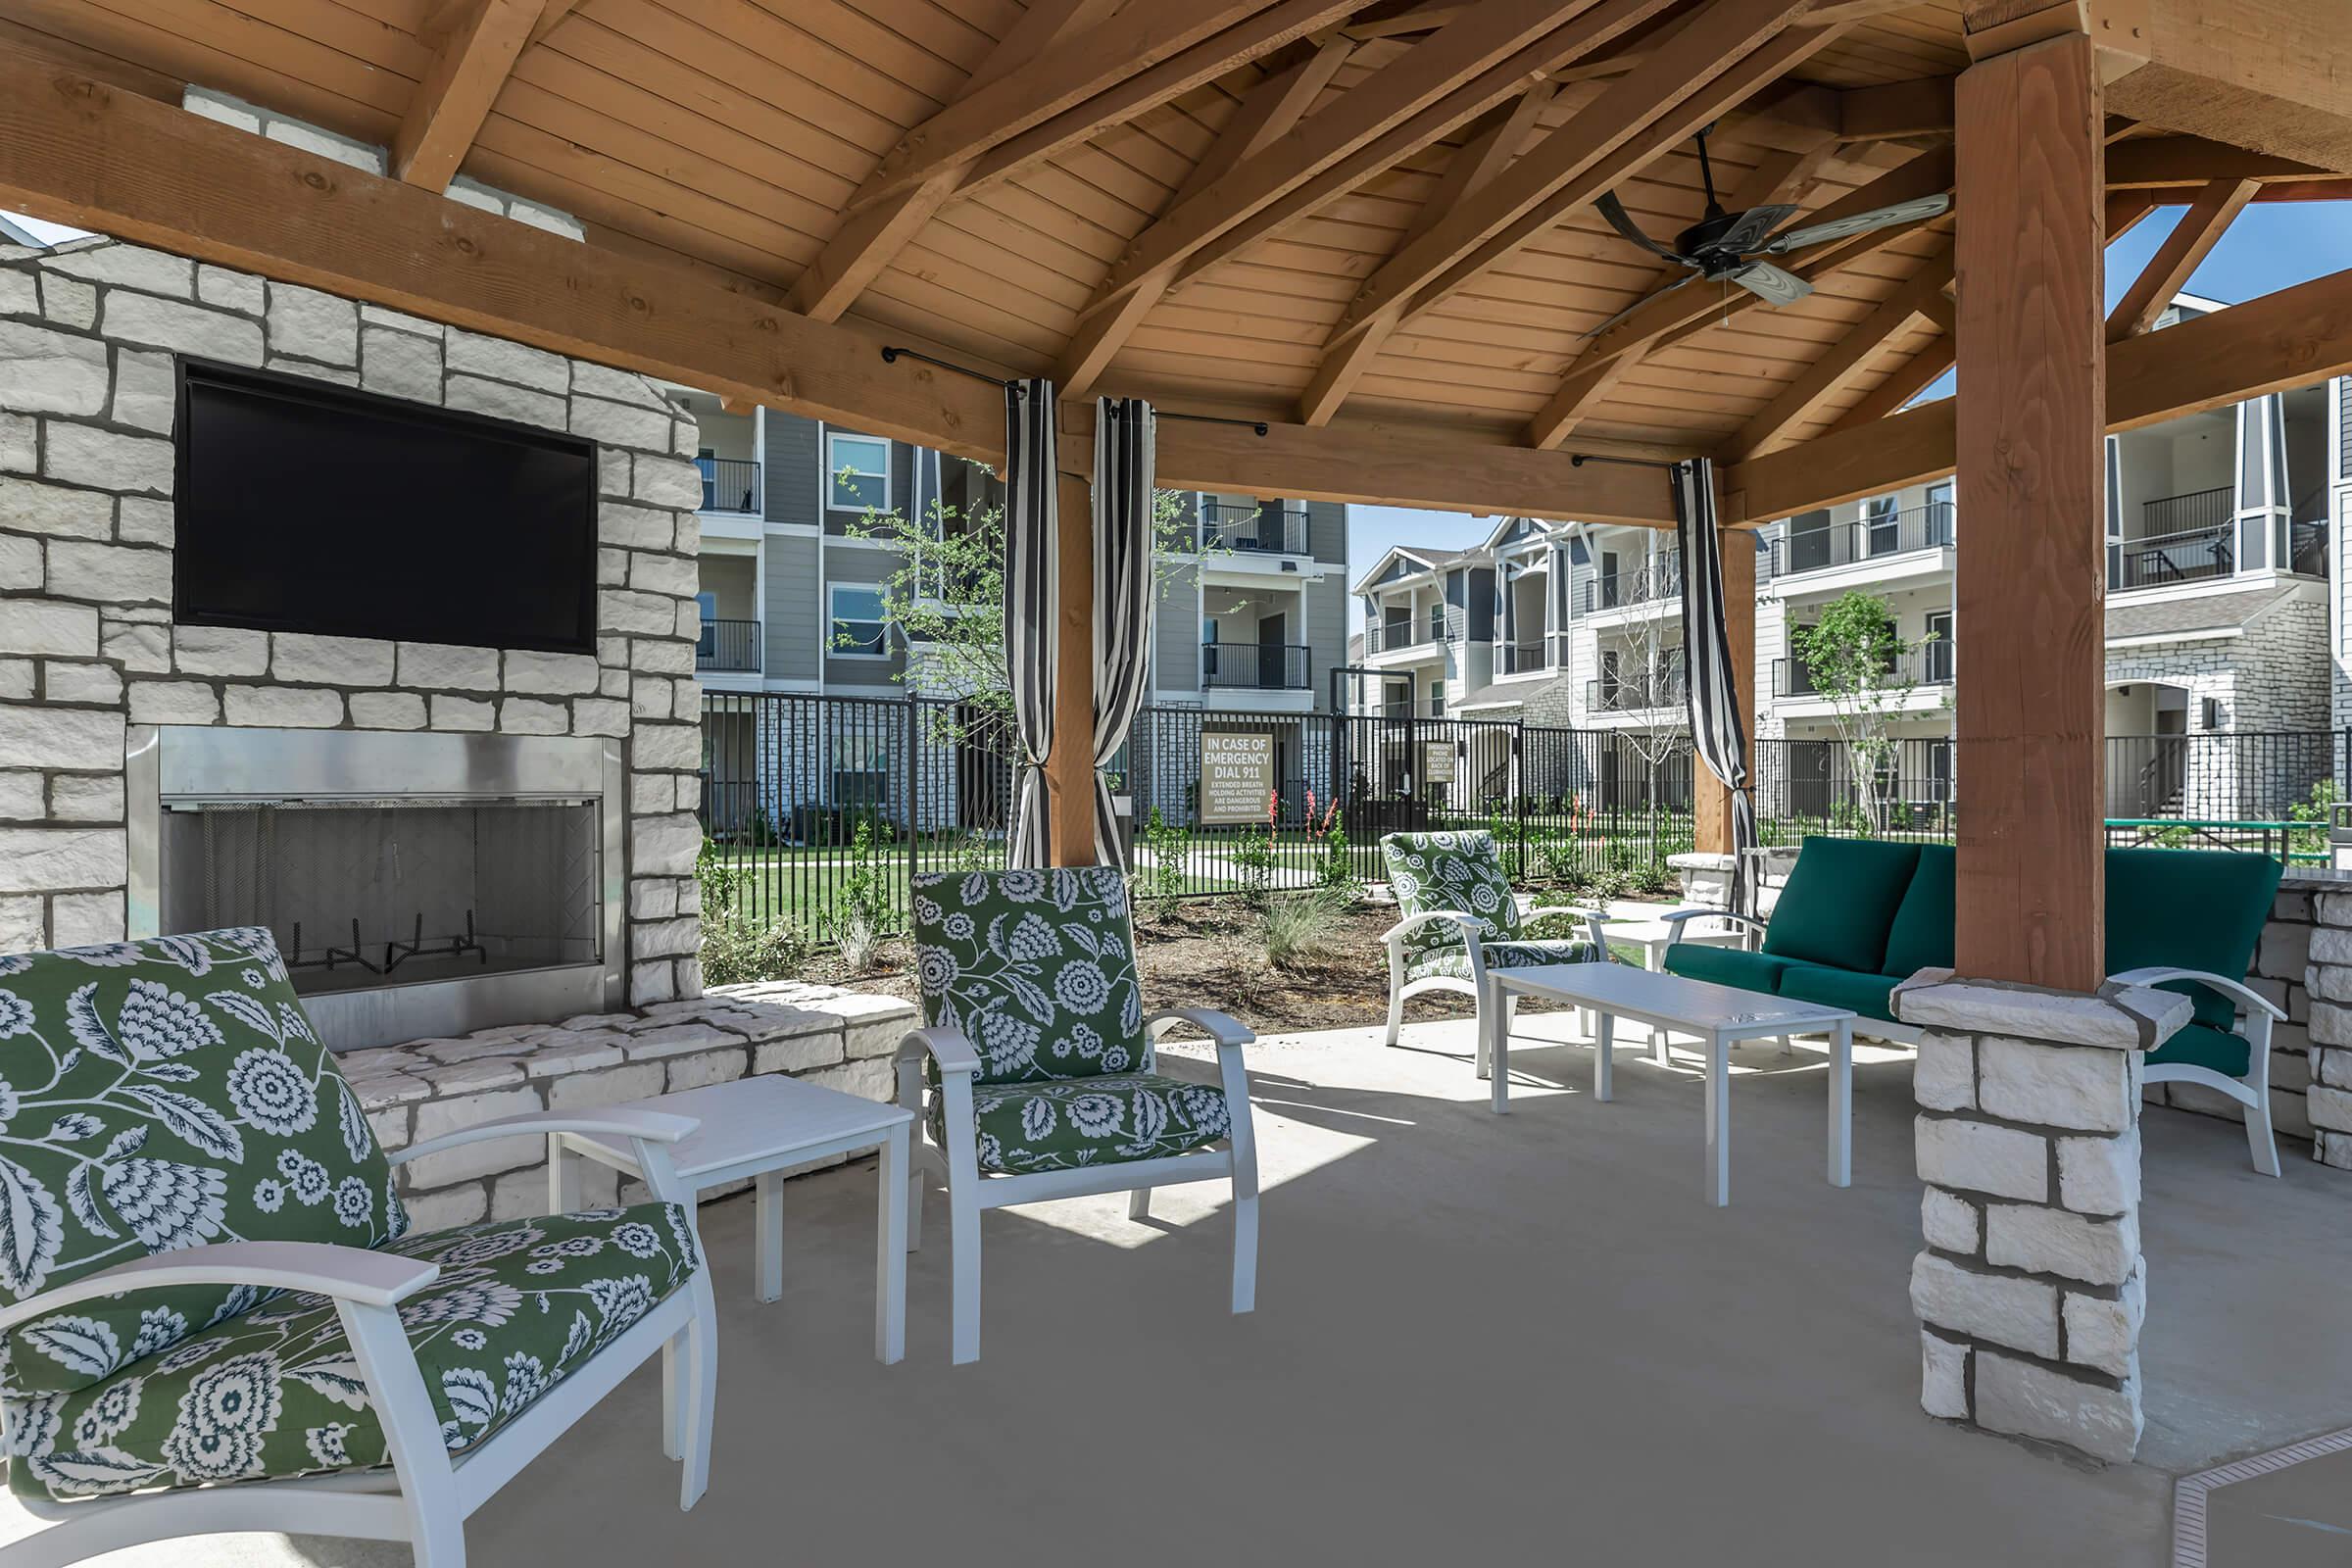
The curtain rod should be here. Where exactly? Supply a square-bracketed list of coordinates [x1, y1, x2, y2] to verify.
[879, 345, 1266, 436]
[1569, 452, 1687, 470]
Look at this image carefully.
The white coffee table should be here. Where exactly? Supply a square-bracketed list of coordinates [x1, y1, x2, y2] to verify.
[551, 1074, 915, 1363]
[1481, 962, 1855, 1207]
[1602, 916, 1750, 1063]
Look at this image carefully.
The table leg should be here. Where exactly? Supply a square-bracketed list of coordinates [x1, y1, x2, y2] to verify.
[1490, 978, 1510, 1114]
[1594, 1009, 1614, 1103]
[877, 1124, 908, 1364]
[546, 1133, 581, 1214]
[755, 1170, 784, 1304]
[1644, 943, 1670, 1065]
[1705, 1030, 1730, 1206]
[1828, 1018, 1853, 1189]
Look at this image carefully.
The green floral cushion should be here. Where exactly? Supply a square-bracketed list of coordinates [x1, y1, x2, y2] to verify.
[1405, 937, 1602, 985]
[909, 868, 1147, 1085]
[0, 930, 406, 1397]
[1381, 832, 1524, 974]
[7, 1201, 700, 1501]
[928, 1073, 1230, 1175]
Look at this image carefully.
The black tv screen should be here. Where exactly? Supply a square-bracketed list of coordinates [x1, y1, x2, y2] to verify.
[174, 361, 597, 654]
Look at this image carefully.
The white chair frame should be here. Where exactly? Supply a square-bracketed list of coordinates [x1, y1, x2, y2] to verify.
[896, 1007, 1258, 1366]
[1383, 906, 1611, 1077]
[2113, 964, 2286, 1177]
[0, 1107, 720, 1568]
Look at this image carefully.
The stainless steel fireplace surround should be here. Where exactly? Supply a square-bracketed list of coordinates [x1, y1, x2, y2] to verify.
[127, 726, 626, 1050]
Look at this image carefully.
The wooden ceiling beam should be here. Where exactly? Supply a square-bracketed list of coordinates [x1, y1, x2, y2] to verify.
[1325, 0, 1831, 344]
[525, 0, 583, 45]
[2102, 134, 2328, 188]
[1721, 261, 2352, 523]
[2102, 0, 2352, 173]
[1298, 84, 1556, 425]
[389, 0, 538, 193]
[844, 0, 1334, 212]
[1086, 0, 1671, 314]
[2104, 175, 2257, 340]
[1719, 244, 1955, 461]
[1838, 76, 1957, 140]
[791, 0, 1117, 322]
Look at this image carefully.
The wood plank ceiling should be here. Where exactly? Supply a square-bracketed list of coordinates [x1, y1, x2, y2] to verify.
[0, 0, 2338, 475]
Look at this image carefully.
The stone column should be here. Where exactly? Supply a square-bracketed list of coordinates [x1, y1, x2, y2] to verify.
[2302, 884, 2352, 1168]
[1894, 972, 2191, 1464]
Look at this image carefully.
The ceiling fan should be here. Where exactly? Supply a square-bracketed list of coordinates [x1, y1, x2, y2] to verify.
[1585, 124, 1952, 336]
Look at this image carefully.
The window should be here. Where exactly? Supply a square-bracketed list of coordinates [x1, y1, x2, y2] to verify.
[1429, 680, 1445, 716]
[832, 731, 892, 810]
[830, 585, 889, 659]
[827, 433, 890, 513]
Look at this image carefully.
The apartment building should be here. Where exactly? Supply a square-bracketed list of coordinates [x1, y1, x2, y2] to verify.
[679, 389, 1350, 828]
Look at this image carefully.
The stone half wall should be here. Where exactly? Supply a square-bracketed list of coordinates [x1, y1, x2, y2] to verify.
[0, 236, 705, 1005]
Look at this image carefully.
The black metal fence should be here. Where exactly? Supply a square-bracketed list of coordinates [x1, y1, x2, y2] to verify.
[696, 690, 2349, 943]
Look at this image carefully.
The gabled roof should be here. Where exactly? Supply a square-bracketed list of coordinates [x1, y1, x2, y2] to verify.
[1350, 542, 1477, 595]
[2105, 585, 2304, 643]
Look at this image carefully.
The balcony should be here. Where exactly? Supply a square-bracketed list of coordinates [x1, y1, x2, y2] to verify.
[2112, 520, 2230, 591]
[1371, 699, 1445, 718]
[1774, 502, 1953, 577]
[1202, 643, 1310, 690]
[696, 617, 760, 673]
[1583, 551, 1681, 613]
[1496, 639, 1550, 675]
[1588, 662, 1686, 714]
[697, 456, 760, 515]
[1773, 640, 1953, 700]
[1200, 500, 1307, 555]
[1363, 613, 1449, 655]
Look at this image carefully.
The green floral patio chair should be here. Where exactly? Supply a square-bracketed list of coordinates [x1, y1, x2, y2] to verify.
[1379, 831, 1612, 1076]
[896, 867, 1257, 1364]
[0, 929, 718, 1568]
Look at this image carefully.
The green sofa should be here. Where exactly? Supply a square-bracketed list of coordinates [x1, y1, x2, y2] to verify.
[1660, 837, 2286, 1172]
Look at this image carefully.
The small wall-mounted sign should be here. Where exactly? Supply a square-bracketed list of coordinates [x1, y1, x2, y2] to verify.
[1200, 731, 1275, 824]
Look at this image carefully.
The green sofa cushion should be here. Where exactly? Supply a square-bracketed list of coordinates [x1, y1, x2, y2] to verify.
[1760, 838, 1921, 975]
[1881, 844, 1957, 980]
[2145, 1021, 2253, 1080]
[1773, 963, 1905, 1024]
[9, 1201, 700, 1500]
[0, 930, 407, 1397]
[2104, 848, 2281, 1032]
[1662, 944, 1791, 996]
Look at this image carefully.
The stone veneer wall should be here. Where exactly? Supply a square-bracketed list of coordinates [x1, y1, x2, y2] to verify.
[2292, 868, 2352, 1169]
[0, 236, 706, 1005]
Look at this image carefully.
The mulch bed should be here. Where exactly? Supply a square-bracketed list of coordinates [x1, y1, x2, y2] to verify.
[790, 898, 1585, 1036]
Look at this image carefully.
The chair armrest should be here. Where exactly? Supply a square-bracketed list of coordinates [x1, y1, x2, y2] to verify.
[1146, 1007, 1254, 1049]
[898, 1024, 982, 1076]
[2108, 966, 2288, 1022]
[1659, 907, 1769, 939]
[0, 1242, 440, 1335]
[390, 1106, 700, 1169]
[1380, 909, 1488, 948]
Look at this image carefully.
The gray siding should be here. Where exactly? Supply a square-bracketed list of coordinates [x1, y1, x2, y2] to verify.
[1566, 535, 1594, 619]
[1307, 499, 1346, 564]
[820, 543, 906, 687]
[762, 531, 820, 680]
[1466, 566, 1495, 641]
[1154, 559, 1201, 695]
[1301, 570, 1347, 706]
[762, 412, 819, 526]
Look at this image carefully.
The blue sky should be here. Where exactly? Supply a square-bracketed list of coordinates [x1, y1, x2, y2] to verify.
[1345, 200, 2352, 630]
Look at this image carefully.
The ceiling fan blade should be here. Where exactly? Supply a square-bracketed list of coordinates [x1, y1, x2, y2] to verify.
[1712, 202, 1799, 256]
[1595, 191, 1692, 265]
[1727, 261, 1812, 309]
[1579, 270, 1701, 338]
[1762, 193, 1953, 255]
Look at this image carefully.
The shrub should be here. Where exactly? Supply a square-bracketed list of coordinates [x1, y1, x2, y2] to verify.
[700, 914, 812, 987]
[1134, 808, 1189, 921]
[1261, 884, 1347, 969]
[824, 817, 893, 971]
[1231, 822, 1275, 910]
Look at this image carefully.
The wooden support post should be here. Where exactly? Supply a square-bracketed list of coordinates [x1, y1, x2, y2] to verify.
[1693, 512, 1756, 858]
[1049, 468, 1098, 866]
[1952, 21, 2106, 990]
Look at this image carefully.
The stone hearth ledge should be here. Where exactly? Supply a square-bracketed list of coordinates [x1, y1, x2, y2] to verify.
[352, 980, 920, 1231]
[1890, 969, 2192, 1051]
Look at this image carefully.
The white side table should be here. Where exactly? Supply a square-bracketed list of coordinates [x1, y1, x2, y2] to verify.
[1604, 917, 1748, 1064]
[552, 1074, 915, 1364]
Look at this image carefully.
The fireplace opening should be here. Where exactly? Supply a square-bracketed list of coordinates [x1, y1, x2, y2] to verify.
[161, 800, 603, 999]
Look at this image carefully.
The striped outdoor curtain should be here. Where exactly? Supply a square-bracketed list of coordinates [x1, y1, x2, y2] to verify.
[1004, 378, 1056, 869]
[1674, 458, 1759, 917]
[1092, 398, 1156, 865]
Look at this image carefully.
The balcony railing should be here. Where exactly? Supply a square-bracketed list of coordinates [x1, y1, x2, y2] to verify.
[1363, 614, 1449, 655]
[697, 617, 760, 673]
[1583, 551, 1681, 613]
[2112, 522, 2231, 590]
[1200, 500, 1307, 555]
[1774, 502, 1953, 577]
[1588, 662, 1686, 713]
[2293, 518, 2329, 576]
[1201, 643, 1310, 690]
[1372, 698, 1446, 718]
[1773, 641, 1953, 699]
[2140, 484, 2231, 538]
[697, 457, 760, 515]
[1496, 639, 1549, 674]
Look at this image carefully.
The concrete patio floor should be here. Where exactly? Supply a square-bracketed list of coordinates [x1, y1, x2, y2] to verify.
[12, 1011, 2352, 1568]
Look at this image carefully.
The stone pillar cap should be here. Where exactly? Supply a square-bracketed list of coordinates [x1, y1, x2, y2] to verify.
[1890, 969, 2191, 1051]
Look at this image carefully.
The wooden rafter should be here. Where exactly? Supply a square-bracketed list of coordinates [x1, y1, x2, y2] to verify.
[1719, 244, 1955, 460]
[525, 0, 583, 44]
[2101, 0, 2352, 173]
[1298, 84, 1555, 424]
[1816, 335, 1952, 438]
[1086, 0, 1669, 315]
[1323, 0, 1838, 349]
[791, 0, 1117, 321]
[1839, 75, 1956, 140]
[389, 0, 538, 192]
[2102, 134, 2328, 188]
[2104, 176, 2257, 339]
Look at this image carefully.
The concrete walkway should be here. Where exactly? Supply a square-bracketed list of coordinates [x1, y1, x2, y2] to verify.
[11, 1014, 2350, 1567]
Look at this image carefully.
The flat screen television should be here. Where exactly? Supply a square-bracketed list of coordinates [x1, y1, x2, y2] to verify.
[174, 360, 598, 654]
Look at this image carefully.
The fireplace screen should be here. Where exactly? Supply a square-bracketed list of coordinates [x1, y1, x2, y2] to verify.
[160, 800, 602, 997]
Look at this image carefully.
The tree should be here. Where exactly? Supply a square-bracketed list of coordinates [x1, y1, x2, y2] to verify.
[1788, 589, 1935, 835]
